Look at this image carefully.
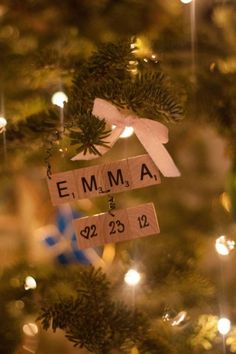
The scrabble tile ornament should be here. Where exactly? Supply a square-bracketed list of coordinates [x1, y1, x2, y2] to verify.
[46, 98, 180, 248]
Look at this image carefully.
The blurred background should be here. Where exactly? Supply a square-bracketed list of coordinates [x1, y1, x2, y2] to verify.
[0, 0, 236, 353]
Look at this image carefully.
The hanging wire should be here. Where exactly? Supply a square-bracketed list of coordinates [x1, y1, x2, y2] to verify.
[108, 195, 116, 217]
[43, 130, 61, 179]
[43, 105, 75, 179]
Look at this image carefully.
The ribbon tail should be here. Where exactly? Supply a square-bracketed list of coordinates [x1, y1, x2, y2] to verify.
[134, 121, 180, 177]
[71, 126, 124, 161]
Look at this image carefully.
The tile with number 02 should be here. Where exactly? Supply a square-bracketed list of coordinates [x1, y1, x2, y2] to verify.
[73, 214, 104, 249]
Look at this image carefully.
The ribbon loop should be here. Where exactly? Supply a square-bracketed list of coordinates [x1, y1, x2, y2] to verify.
[72, 98, 180, 177]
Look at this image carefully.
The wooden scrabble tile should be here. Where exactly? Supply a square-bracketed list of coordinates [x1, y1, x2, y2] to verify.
[127, 203, 160, 239]
[102, 159, 132, 194]
[73, 214, 104, 249]
[47, 154, 162, 206]
[101, 208, 130, 244]
[128, 154, 161, 189]
[73, 164, 103, 199]
[47, 171, 78, 206]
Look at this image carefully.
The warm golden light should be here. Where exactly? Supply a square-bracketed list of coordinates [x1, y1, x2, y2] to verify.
[215, 235, 235, 256]
[171, 311, 187, 326]
[112, 125, 134, 139]
[102, 243, 116, 265]
[23, 323, 39, 337]
[124, 269, 141, 286]
[51, 91, 68, 108]
[24, 276, 37, 290]
[220, 192, 231, 213]
[0, 116, 7, 132]
[218, 317, 231, 335]
[120, 126, 134, 138]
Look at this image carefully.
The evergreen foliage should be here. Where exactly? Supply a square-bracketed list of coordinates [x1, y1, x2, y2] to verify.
[0, 1, 236, 353]
[3, 39, 184, 161]
[38, 267, 147, 354]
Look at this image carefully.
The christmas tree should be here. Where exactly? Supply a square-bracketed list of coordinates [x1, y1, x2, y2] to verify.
[1, 1, 236, 353]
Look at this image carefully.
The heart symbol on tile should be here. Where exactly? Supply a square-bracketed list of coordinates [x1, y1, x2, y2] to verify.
[80, 226, 90, 239]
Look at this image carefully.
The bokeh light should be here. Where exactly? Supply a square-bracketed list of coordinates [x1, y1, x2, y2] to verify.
[0, 116, 7, 132]
[215, 235, 235, 256]
[218, 317, 231, 335]
[23, 322, 39, 337]
[24, 276, 37, 290]
[124, 269, 141, 286]
[180, 0, 192, 4]
[51, 91, 68, 108]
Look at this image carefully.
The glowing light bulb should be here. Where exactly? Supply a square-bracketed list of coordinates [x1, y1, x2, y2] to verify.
[23, 322, 38, 337]
[24, 276, 37, 290]
[162, 309, 188, 327]
[112, 125, 134, 139]
[51, 91, 68, 108]
[0, 116, 7, 132]
[215, 235, 235, 256]
[171, 311, 187, 326]
[218, 317, 231, 335]
[120, 126, 134, 138]
[124, 269, 141, 286]
[128, 60, 137, 66]
[180, 0, 192, 3]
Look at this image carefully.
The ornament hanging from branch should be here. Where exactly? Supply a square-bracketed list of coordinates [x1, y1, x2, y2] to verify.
[45, 39, 183, 249]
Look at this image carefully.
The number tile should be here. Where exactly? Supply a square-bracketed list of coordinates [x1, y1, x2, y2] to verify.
[73, 203, 160, 249]
[73, 214, 104, 249]
[127, 203, 160, 239]
[101, 208, 130, 244]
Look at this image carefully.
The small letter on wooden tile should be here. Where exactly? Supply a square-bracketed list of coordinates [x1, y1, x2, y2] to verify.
[74, 165, 103, 199]
[47, 171, 78, 206]
[102, 159, 132, 194]
[128, 154, 161, 190]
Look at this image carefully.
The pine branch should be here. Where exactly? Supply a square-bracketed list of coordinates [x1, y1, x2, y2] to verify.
[69, 113, 112, 156]
[66, 39, 184, 155]
[5, 109, 60, 143]
[38, 267, 148, 354]
[3, 39, 184, 161]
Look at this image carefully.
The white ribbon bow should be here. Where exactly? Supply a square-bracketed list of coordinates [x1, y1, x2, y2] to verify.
[71, 98, 180, 177]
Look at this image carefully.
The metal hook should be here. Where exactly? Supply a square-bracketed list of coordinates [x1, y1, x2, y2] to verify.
[108, 195, 116, 217]
[47, 163, 52, 179]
